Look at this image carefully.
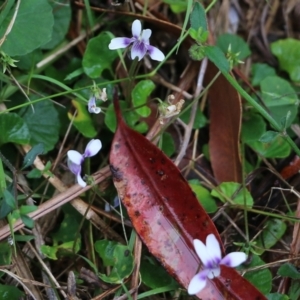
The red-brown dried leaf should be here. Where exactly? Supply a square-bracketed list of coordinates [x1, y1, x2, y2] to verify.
[205, 62, 242, 183]
[109, 95, 266, 299]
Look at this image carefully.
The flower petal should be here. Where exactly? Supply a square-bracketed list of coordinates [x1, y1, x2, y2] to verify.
[207, 267, 221, 279]
[206, 234, 222, 264]
[89, 106, 101, 114]
[67, 160, 81, 176]
[67, 150, 83, 165]
[88, 97, 101, 114]
[147, 45, 165, 61]
[108, 37, 132, 50]
[132, 19, 141, 38]
[141, 29, 151, 41]
[187, 270, 209, 295]
[131, 41, 147, 61]
[84, 139, 102, 157]
[76, 173, 87, 187]
[193, 239, 211, 267]
[220, 252, 247, 268]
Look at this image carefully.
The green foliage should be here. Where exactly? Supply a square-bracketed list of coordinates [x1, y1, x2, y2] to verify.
[0, 0, 54, 56]
[140, 257, 177, 288]
[160, 132, 175, 157]
[132, 80, 154, 117]
[22, 143, 44, 169]
[266, 293, 289, 300]
[204, 46, 230, 72]
[259, 131, 280, 143]
[241, 255, 272, 294]
[242, 113, 266, 143]
[161, 0, 187, 13]
[19, 100, 60, 152]
[41, 0, 71, 50]
[211, 182, 253, 207]
[278, 263, 300, 279]
[67, 100, 97, 138]
[180, 107, 207, 129]
[254, 219, 287, 255]
[0, 284, 23, 299]
[190, 2, 207, 31]
[217, 33, 251, 61]
[0, 113, 30, 146]
[94, 240, 134, 283]
[105, 100, 148, 133]
[0, 242, 12, 278]
[260, 76, 298, 128]
[82, 32, 118, 78]
[251, 63, 276, 86]
[271, 38, 300, 82]
[189, 179, 217, 213]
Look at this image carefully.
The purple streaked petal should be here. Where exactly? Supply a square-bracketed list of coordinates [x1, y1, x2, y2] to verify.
[88, 97, 101, 114]
[220, 252, 247, 268]
[108, 37, 133, 50]
[132, 19, 141, 38]
[147, 45, 165, 61]
[76, 173, 87, 187]
[141, 29, 151, 41]
[131, 41, 147, 61]
[67, 161, 81, 176]
[193, 239, 210, 267]
[89, 106, 101, 114]
[187, 269, 209, 295]
[84, 139, 102, 158]
[67, 150, 84, 165]
[206, 234, 222, 263]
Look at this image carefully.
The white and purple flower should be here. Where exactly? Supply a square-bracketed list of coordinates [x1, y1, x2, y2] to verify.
[88, 96, 101, 114]
[108, 19, 165, 61]
[67, 139, 102, 187]
[188, 234, 247, 295]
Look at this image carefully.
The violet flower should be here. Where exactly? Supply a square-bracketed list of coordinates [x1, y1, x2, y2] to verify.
[188, 234, 247, 295]
[108, 19, 165, 61]
[88, 96, 101, 114]
[67, 139, 102, 187]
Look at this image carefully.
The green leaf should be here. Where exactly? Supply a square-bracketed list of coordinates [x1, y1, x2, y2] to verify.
[95, 240, 134, 283]
[161, 0, 187, 13]
[0, 242, 12, 278]
[140, 257, 177, 289]
[271, 38, 300, 82]
[0, 284, 23, 299]
[67, 100, 97, 138]
[266, 293, 289, 300]
[278, 263, 300, 279]
[248, 135, 291, 158]
[254, 219, 287, 255]
[189, 179, 217, 213]
[41, 0, 71, 50]
[259, 131, 280, 143]
[160, 132, 175, 157]
[180, 107, 207, 129]
[3, 189, 16, 210]
[289, 280, 300, 300]
[0, 159, 5, 197]
[40, 245, 58, 260]
[217, 33, 251, 60]
[260, 76, 298, 127]
[132, 80, 154, 117]
[211, 182, 253, 207]
[20, 214, 34, 228]
[251, 63, 276, 87]
[82, 32, 118, 78]
[0, 0, 54, 56]
[241, 255, 272, 294]
[19, 100, 60, 152]
[190, 2, 207, 31]
[22, 143, 44, 169]
[105, 101, 148, 133]
[16, 49, 43, 71]
[19, 205, 37, 215]
[204, 46, 230, 73]
[0, 113, 30, 146]
[242, 113, 266, 143]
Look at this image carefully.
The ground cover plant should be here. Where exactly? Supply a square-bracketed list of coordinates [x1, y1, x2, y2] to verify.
[0, 0, 300, 299]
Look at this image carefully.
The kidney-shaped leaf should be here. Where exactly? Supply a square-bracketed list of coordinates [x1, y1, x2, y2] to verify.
[109, 94, 266, 299]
